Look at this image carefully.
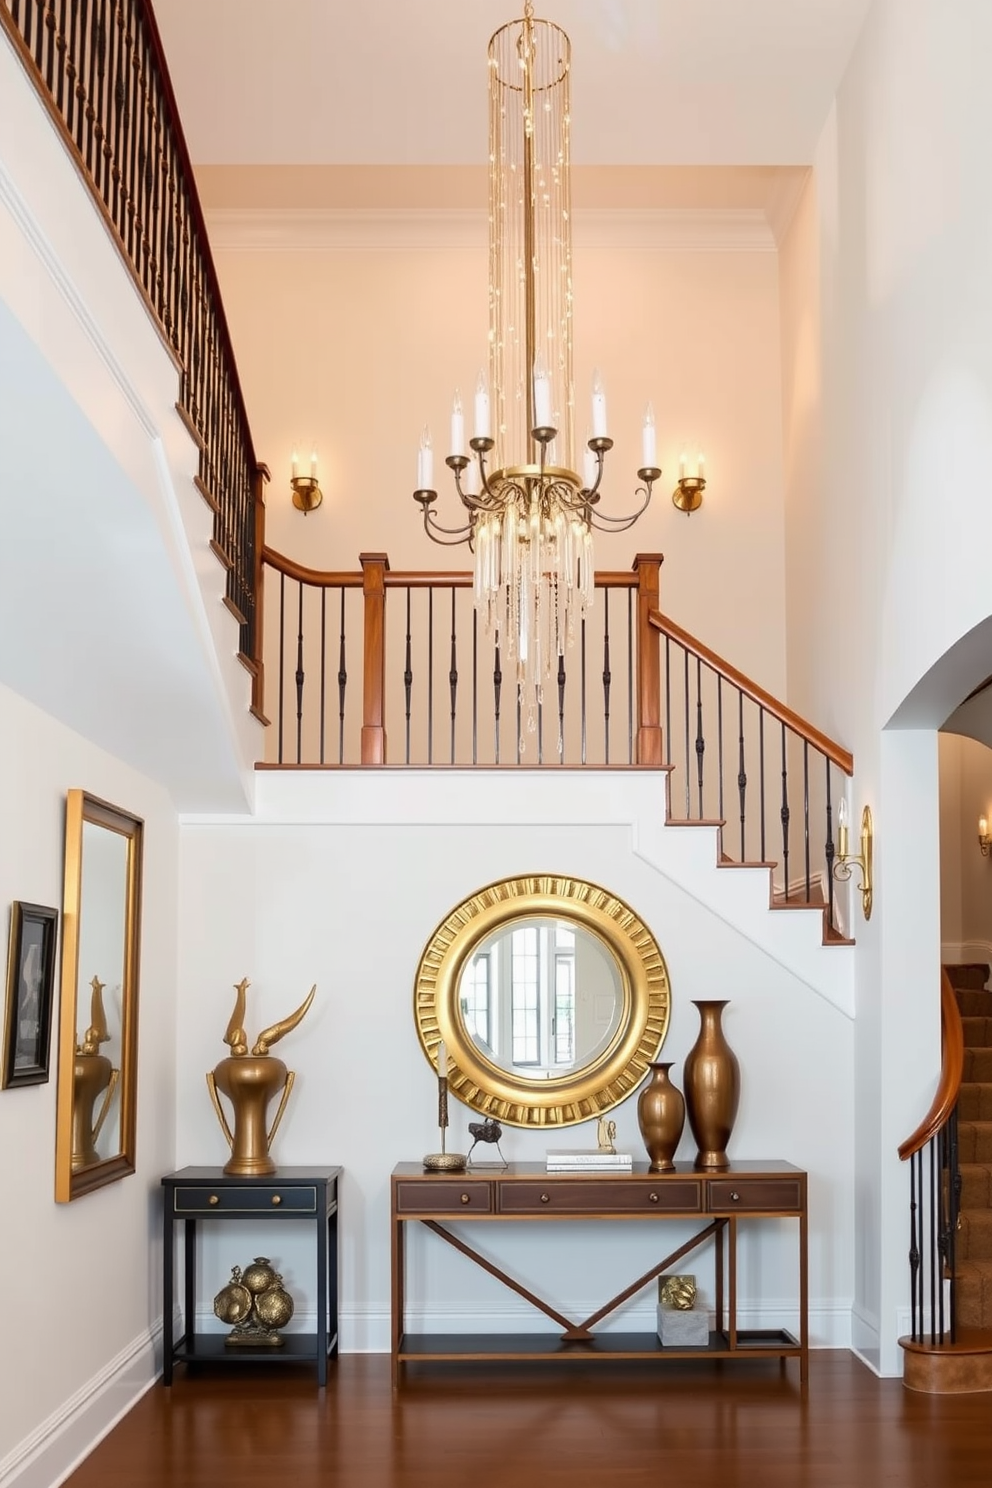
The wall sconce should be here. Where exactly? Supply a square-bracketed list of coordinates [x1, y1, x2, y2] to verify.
[833, 799, 873, 920]
[673, 448, 705, 515]
[291, 448, 322, 514]
[980, 817, 991, 857]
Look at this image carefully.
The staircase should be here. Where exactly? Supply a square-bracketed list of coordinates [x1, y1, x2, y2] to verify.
[950, 963, 992, 1333]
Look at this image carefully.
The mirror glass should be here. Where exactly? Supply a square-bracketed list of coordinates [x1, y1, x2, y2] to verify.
[459, 916, 624, 1078]
[55, 791, 143, 1201]
[415, 875, 671, 1128]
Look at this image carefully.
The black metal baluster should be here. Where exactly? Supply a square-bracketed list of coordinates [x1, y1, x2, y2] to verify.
[54, 0, 68, 115]
[449, 587, 458, 765]
[516, 689, 522, 766]
[404, 588, 413, 766]
[738, 693, 747, 861]
[909, 1151, 920, 1341]
[472, 611, 478, 766]
[759, 708, 767, 862]
[295, 580, 305, 765]
[337, 589, 347, 766]
[803, 740, 811, 899]
[683, 649, 691, 817]
[627, 588, 634, 764]
[664, 636, 672, 770]
[695, 657, 705, 818]
[277, 572, 285, 766]
[493, 641, 502, 766]
[825, 765, 836, 932]
[557, 653, 566, 764]
[780, 722, 791, 897]
[602, 589, 611, 765]
[949, 1108, 960, 1344]
[937, 1127, 948, 1344]
[930, 1140, 937, 1345]
[537, 697, 543, 765]
[427, 587, 434, 766]
[717, 677, 724, 825]
[319, 587, 326, 765]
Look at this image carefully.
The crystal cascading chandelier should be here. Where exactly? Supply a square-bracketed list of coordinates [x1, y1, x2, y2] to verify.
[412, 2, 660, 722]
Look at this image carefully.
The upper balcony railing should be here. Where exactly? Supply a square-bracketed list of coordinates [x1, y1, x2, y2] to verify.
[1, 0, 265, 684]
[258, 546, 854, 934]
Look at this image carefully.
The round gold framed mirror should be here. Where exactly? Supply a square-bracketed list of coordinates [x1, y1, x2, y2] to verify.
[413, 875, 670, 1127]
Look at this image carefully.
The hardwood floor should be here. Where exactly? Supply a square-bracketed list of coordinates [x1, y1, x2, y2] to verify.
[63, 1351, 992, 1488]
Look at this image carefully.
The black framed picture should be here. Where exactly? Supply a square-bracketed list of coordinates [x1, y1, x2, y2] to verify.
[2, 902, 59, 1089]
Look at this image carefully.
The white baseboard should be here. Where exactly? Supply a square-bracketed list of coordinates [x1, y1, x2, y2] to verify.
[0, 1325, 160, 1488]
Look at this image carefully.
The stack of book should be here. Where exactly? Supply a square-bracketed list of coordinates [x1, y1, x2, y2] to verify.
[545, 1148, 634, 1172]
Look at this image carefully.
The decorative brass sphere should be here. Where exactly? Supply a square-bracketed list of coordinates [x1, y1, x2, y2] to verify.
[241, 1257, 278, 1294]
[255, 1283, 294, 1330]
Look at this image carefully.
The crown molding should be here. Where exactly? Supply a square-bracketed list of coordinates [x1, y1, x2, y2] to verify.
[204, 206, 776, 255]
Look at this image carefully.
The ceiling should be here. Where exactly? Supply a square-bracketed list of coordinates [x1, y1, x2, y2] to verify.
[153, 0, 873, 175]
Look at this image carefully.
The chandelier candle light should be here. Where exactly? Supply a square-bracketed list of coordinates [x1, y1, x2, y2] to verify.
[412, 2, 660, 721]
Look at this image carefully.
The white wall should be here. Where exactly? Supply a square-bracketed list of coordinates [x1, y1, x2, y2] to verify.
[177, 772, 854, 1352]
[0, 684, 178, 1488]
[778, 0, 992, 1371]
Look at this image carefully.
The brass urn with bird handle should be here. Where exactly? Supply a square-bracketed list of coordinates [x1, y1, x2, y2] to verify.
[71, 976, 120, 1171]
[206, 979, 316, 1176]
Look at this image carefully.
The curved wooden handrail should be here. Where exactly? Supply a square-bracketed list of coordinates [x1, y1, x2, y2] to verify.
[898, 969, 965, 1161]
[261, 547, 364, 588]
[648, 608, 854, 774]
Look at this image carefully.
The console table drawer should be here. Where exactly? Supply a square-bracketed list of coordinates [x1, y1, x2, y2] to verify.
[707, 1178, 803, 1213]
[498, 1179, 702, 1215]
[394, 1181, 493, 1215]
[173, 1184, 318, 1215]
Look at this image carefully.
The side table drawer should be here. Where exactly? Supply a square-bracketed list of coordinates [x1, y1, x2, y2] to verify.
[172, 1184, 318, 1215]
[499, 1179, 703, 1214]
[394, 1180, 493, 1215]
[706, 1178, 803, 1213]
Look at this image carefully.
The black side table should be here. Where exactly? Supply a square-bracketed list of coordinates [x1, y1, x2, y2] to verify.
[161, 1165, 341, 1385]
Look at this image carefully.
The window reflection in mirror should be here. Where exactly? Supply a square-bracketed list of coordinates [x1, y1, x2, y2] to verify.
[55, 791, 143, 1202]
[459, 916, 624, 1078]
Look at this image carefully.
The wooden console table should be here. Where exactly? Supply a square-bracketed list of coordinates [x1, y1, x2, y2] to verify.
[161, 1165, 341, 1385]
[391, 1160, 807, 1385]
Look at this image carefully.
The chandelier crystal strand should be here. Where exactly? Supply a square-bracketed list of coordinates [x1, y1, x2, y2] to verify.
[412, 5, 660, 739]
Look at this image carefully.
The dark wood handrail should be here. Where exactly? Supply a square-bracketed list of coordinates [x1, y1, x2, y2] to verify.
[648, 608, 854, 774]
[898, 969, 964, 1161]
[262, 547, 364, 589]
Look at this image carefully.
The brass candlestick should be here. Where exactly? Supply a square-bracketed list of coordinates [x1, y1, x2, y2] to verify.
[423, 1073, 466, 1171]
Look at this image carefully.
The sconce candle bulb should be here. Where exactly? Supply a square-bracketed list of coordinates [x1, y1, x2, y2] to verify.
[979, 816, 991, 856]
[290, 446, 322, 514]
[833, 801, 873, 921]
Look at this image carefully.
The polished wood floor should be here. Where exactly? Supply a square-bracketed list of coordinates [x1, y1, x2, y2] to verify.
[65, 1351, 992, 1488]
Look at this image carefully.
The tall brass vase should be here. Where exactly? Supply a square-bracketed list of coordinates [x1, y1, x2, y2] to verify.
[683, 1000, 740, 1170]
[636, 1062, 685, 1172]
[211, 1055, 289, 1176]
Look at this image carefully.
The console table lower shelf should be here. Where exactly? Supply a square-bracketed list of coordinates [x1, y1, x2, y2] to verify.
[391, 1161, 807, 1385]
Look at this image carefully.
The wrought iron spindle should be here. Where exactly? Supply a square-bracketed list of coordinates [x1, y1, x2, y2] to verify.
[427, 587, 434, 766]
[825, 763, 836, 931]
[803, 740, 811, 899]
[295, 580, 305, 765]
[780, 722, 791, 898]
[695, 657, 705, 818]
[909, 1150, 920, 1340]
[449, 587, 458, 765]
[664, 636, 672, 771]
[319, 588, 326, 765]
[337, 588, 347, 765]
[738, 693, 747, 861]
[404, 588, 413, 766]
[759, 709, 766, 862]
[493, 642, 502, 766]
[602, 589, 611, 765]
[472, 611, 478, 766]
[557, 652, 566, 764]
[580, 619, 587, 766]
[627, 588, 634, 764]
[683, 648, 691, 816]
[277, 572, 285, 766]
[717, 677, 724, 825]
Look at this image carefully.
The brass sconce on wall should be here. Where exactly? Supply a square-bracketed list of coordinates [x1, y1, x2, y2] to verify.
[291, 448, 322, 514]
[834, 799, 873, 921]
[673, 447, 705, 515]
[979, 816, 991, 857]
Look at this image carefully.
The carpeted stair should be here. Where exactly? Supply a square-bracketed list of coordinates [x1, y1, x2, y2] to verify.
[946, 963, 992, 1329]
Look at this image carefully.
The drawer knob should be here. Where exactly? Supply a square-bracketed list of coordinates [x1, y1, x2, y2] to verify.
[541, 1193, 551, 1204]
[460, 1193, 471, 1205]
[271, 1195, 282, 1206]
[729, 1191, 740, 1202]
[649, 1192, 659, 1204]
[208, 1195, 219, 1206]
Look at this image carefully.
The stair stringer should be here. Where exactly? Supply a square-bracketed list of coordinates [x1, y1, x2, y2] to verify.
[633, 813, 855, 1018]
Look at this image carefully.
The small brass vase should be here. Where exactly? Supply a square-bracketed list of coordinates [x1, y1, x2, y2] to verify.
[683, 999, 740, 1170]
[636, 1061, 685, 1172]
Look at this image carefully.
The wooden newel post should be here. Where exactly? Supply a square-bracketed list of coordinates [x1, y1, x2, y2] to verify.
[360, 553, 390, 764]
[633, 552, 664, 766]
[250, 463, 270, 724]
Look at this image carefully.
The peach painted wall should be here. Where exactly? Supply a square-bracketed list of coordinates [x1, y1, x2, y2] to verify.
[206, 211, 789, 699]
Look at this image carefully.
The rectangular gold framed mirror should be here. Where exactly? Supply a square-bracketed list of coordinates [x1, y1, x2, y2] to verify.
[55, 790, 143, 1202]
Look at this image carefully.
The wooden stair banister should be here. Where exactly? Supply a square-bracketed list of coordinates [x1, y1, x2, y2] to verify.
[898, 969, 964, 1162]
